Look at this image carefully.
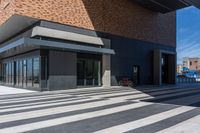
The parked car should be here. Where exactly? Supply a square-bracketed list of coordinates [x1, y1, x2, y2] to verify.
[178, 71, 198, 78]
[185, 71, 198, 78]
[177, 74, 186, 78]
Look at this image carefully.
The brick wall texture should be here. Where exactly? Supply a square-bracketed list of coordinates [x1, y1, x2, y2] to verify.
[0, 0, 176, 47]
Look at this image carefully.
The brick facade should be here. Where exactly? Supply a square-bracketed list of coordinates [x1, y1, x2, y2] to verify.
[0, 0, 176, 46]
[0, 0, 15, 25]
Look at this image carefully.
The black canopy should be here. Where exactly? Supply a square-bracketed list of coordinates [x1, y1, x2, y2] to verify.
[134, 0, 200, 13]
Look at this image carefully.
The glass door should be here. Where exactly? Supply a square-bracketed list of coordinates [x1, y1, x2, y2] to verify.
[77, 60, 85, 86]
[133, 65, 140, 85]
[77, 59, 101, 86]
[162, 54, 169, 84]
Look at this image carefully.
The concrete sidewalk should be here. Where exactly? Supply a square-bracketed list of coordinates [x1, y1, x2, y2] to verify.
[0, 86, 36, 95]
[0, 85, 200, 133]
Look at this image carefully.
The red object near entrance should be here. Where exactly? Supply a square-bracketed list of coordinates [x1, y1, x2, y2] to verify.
[119, 78, 133, 87]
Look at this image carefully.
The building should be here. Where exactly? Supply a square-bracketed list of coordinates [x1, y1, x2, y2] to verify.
[183, 57, 200, 71]
[183, 57, 190, 69]
[177, 64, 183, 74]
[0, 0, 199, 91]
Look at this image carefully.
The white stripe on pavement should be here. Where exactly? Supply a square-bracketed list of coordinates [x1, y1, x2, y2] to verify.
[0, 94, 74, 104]
[94, 106, 195, 133]
[0, 97, 91, 113]
[105, 93, 153, 101]
[0, 98, 147, 124]
[0, 96, 87, 110]
[89, 91, 148, 98]
[0, 94, 64, 102]
[157, 115, 200, 133]
[71, 89, 134, 96]
[0, 102, 152, 133]
[4, 87, 197, 114]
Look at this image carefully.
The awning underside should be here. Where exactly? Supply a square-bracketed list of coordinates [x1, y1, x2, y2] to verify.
[0, 38, 115, 57]
[134, 0, 200, 13]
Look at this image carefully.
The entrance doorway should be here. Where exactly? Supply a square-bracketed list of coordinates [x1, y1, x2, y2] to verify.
[161, 54, 169, 84]
[77, 54, 101, 86]
[154, 50, 176, 85]
[133, 65, 140, 85]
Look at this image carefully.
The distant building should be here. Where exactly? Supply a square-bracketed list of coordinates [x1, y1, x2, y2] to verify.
[183, 57, 200, 71]
[177, 64, 183, 74]
[183, 57, 190, 69]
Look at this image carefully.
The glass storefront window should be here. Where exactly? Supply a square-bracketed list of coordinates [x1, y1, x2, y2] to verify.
[16, 60, 23, 87]
[1, 62, 14, 86]
[15, 60, 23, 87]
[0, 56, 43, 89]
[27, 59, 33, 87]
[16, 61, 18, 86]
[19, 60, 23, 87]
[33, 58, 40, 88]
[6, 63, 9, 85]
[23, 60, 27, 87]
[2, 63, 5, 84]
[8, 63, 11, 85]
[94, 61, 101, 86]
[11, 62, 15, 85]
[0, 63, 3, 84]
[0, 57, 41, 89]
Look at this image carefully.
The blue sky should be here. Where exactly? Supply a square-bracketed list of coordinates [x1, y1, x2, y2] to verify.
[177, 6, 200, 64]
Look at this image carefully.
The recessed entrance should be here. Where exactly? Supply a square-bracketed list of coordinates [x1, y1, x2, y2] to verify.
[161, 53, 176, 84]
[154, 50, 176, 85]
[133, 65, 140, 85]
[161, 54, 169, 84]
[77, 53, 101, 87]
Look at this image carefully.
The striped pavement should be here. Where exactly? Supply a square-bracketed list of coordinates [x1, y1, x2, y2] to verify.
[0, 85, 200, 133]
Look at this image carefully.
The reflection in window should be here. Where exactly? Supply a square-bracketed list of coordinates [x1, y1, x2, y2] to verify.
[77, 58, 101, 86]
[0, 63, 3, 84]
[16, 61, 18, 86]
[9, 62, 12, 85]
[33, 58, 40, 88]
[27, 59, 33, 87]
[23, 60, 27, 87]
[11, 62, 14, 85]
[2, 64, 4, 83]
[6, 63, 8, 85]
[19, 60, 23, 87]
[0, 57, 40, 89]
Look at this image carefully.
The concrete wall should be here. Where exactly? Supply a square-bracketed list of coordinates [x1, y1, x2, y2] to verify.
[0, 0, 176, 47]
[48, 50, 77, 90]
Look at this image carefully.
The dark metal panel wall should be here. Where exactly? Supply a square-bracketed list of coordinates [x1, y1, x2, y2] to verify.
[111, 35, 176, 85]
[48, 50, 76, 76]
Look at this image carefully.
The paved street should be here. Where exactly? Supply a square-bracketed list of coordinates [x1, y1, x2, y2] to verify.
[0, 85, 200, 133]
[0, 86, 36, 95]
